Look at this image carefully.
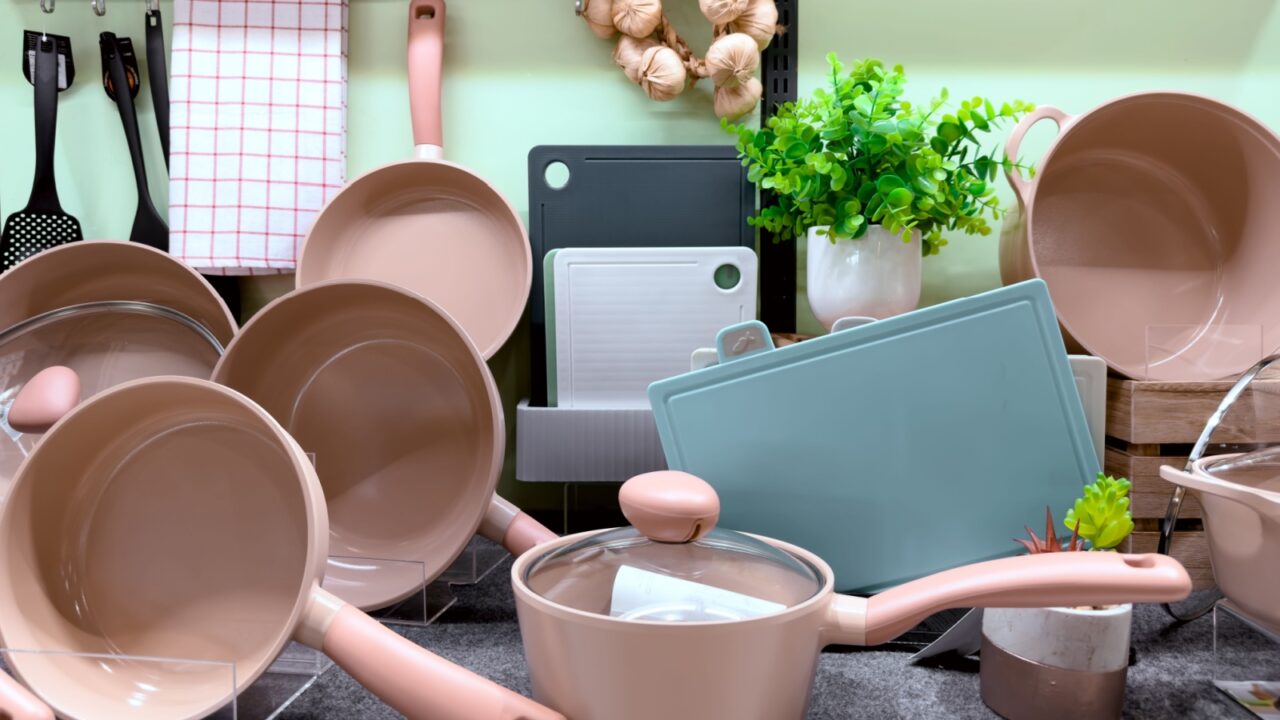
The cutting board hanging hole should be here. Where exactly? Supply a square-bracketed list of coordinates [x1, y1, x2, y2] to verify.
[415, 5, 435, 20]
[544, 161, 570, 190]
[714, 264, 741, 291]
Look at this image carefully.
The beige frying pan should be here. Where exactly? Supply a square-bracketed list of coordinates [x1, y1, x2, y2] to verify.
[0, 240, 237, 347]
[0, 375, 562, 720]
[212, 280, 510, 610]
[297, 0, 530, 360]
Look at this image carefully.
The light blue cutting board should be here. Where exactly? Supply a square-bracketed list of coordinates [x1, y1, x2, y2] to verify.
[648, 280, 1100, 593]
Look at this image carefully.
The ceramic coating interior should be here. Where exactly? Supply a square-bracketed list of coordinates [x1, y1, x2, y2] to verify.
[297, 158, 531, 361]
[1026, 93, 1280, 380]
[0, 378, 318, 720]
[211, 281, 502, 610]
[0, 241, 237, 348]
[0, 303, 224, 496]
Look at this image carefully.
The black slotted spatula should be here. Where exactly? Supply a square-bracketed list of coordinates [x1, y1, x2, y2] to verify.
[101, 32, 167, 252]
[1, 33, 84, 271]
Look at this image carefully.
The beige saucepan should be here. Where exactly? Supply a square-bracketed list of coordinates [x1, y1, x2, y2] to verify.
[211, 280, 544, 611]
[297, 0, 530, 360]
[0, 373, 562, 720]
[1000, 92, 1280, 381]
[508, 471, 1193, 720]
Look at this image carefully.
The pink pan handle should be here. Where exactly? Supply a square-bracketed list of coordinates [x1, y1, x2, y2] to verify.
[1004, 105, 1071, 208]
[8, 366, 81, 434]
[407, 0, 445, 152]
[0, 671, 54, 720]
[861, 552, 1191, 646]
[323, 604, 564, 720]
[480, 495, 558, 556]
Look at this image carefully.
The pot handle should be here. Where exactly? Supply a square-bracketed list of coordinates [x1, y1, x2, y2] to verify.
[0, 671, 53, 720]
[1004, 105, 1071, 208]
[479, 495, 559, 556]
[1160, 464, 1280, 520]
[7, 366, 80, 434]
[302, 587, 565, 720]
[860, 552, 1190, 646]
[407, 0, 445, 157]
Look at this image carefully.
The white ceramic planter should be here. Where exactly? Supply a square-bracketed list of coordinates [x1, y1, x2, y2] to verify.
[805, 225, 922, 330]
[980, 604, 1133, 719]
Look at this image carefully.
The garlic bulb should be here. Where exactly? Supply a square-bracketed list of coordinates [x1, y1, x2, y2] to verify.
[614, 35, 659, 83]
[699, 0, 748, 25]
[612, 0, 662, 39]
[705, 33, 758, 88]
[581, 0, 617, 39]
[726, 0, 779, 50]
[714, 76, 762, 120]
[638, 45, 687, 101]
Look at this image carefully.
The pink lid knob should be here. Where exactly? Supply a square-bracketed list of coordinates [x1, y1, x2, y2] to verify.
[619, 471, 720, 543]
[8, 366, 80, 435]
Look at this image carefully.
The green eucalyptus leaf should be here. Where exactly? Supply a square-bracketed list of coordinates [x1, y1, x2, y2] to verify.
[886, 187, 914, 208]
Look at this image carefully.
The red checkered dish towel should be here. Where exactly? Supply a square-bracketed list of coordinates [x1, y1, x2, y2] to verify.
[170, 0, 347, 275]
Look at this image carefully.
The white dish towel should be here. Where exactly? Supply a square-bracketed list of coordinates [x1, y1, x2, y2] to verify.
[170, 0, 348, 274]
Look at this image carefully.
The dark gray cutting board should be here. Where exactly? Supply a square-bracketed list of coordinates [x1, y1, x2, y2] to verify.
[527, 145, 755, 406]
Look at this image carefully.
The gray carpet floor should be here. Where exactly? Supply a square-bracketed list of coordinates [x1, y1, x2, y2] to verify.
[276, 559, 1265, 719]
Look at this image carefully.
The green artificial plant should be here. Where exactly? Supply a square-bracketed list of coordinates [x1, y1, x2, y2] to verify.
[725, 54, 1036, 255]
[1064, 473, 1135, 550]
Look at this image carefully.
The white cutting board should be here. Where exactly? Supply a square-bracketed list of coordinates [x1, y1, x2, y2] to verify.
[554, 247, 757, 408]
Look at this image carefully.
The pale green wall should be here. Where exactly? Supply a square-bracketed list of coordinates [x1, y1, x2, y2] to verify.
[3, 0, 1278, 508]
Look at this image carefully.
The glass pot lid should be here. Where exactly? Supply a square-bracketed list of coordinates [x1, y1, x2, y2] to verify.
[0, 301, 224, 495]
[522, 472, 823, 622]
[1202, 446, 1280, 492]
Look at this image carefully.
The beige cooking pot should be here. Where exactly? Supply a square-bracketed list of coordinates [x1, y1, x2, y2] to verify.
[1162, 450, 1280, 633]
[0, 373, 562, 720]
[211, 280, 542, 610]
[510, 471, 1193, 720]
[1000, 92, 1280, 381]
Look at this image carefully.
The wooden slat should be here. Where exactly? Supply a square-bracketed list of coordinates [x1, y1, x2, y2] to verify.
[1104, 446, 1202, 519]
[1106, 376, 1280, 445]
[1123, 530, 1215, 590]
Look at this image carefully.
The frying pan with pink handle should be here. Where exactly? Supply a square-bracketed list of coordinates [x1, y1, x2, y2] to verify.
[211, 280, 556, 611]
[297, 0, 531, 361]
[0, 372, 562, 720]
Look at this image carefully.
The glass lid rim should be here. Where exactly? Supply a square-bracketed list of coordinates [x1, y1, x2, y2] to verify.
[0, 300, 225, 354]
[517, 526, 831, 624]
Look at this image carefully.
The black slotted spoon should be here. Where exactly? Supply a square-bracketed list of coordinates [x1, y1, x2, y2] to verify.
[100, 32, 167, 251]
[1, 34, 83, 271]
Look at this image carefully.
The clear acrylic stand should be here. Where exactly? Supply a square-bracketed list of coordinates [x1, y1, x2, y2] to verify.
[1145, 324, 1264, 381]
[1213, 599, 1280, 717]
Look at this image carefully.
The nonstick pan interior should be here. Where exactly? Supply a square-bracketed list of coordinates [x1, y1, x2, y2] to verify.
[212, 281, 502, 610]
[0, 378, 317, 720]
[1028, 94, 1280, 380]
[297, 161, 531, 360]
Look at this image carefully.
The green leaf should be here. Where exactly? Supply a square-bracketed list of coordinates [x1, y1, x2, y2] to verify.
[784, 142, 809, 160]
[970, 112, 990, 131]
[886, 187, 914, 208]
[1063, 473, 1134, 549]
[937, 122, 963, 143]
[876, 174, 907, 193]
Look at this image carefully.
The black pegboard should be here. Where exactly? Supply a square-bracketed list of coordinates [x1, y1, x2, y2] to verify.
[758, 0, 798, 332]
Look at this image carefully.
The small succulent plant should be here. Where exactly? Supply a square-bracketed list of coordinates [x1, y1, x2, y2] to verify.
[1064, 474, 1134, 550]
[1016, 473, 1134, 553]
[1016, 506, 1083, 554]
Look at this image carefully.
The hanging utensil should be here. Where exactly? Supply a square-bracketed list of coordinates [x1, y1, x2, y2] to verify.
[1, 33, 83, 270]
[90, 0, 105, 16]
[99, 32, 167, 251]
[144, 0, 167, 168]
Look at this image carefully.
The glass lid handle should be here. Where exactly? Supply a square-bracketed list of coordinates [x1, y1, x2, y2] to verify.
[8, 366, 80, 434]
[619, 471, 720, 543]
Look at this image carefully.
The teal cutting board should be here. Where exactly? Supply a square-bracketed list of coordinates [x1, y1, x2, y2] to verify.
[648, 280, 1100, 593]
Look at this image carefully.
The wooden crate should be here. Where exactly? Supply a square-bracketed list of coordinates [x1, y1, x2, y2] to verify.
[1106, 376, 1280, 445]
[1104, 444, 1201, 519]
